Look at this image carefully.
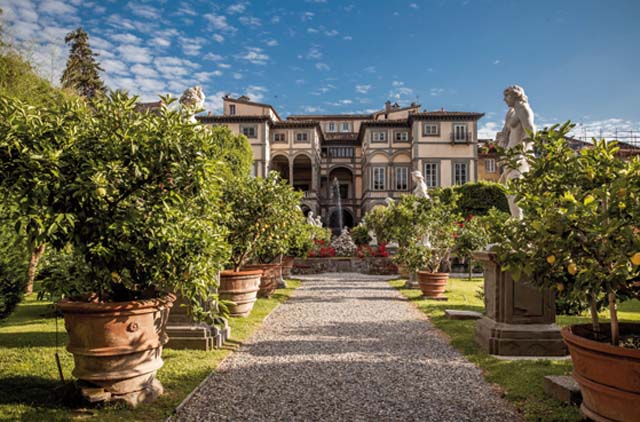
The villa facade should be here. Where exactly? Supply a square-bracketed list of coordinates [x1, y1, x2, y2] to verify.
[197, 95, 484, 228]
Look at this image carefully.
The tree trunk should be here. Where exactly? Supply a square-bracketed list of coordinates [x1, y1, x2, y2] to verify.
[589, 292, 600, 334]
[608, 291, 619, 346]
[25, 244, 46, 294]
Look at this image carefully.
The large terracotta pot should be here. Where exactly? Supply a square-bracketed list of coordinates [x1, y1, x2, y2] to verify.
[219, 270, 261, 317]
[281, 256, 295, 277]
[562, 323, 640, 422]
[417, 271, 449, 299]
[56, 294, 175, 403]
[242, 263, 281, 298]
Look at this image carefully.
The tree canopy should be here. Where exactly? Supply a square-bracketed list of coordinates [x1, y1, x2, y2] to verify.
[60, 27, 106, 99]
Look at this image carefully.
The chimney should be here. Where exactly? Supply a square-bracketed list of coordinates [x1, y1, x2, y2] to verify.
[385, 100, 391, 111]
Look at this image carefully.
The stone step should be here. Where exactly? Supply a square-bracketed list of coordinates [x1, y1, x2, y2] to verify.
[543, 375, 582, 405]
[444, 309, 483, 320]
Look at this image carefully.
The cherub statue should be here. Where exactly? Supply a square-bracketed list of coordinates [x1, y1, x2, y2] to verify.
[307, 211, 317, 226]
[411, 171, 430, 199]
[179, 86, 206, 109]
[496, 85, 535, 219]
[314, 215, 323, 227]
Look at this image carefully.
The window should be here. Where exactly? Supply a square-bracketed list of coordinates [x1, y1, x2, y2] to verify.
[295, 132, 309, 142]
[327, 122, 336, 132]
[229, 104, 236, 115]
[328, 147, 354, 158]
[273, 133, 286, 143]
[453, 124, 468, 142]
[423, 123, 439, 136]
[424, 162, 439, 188]
[372, 167, 385, 190]
[341, 122, 351, 132]
[395, 167, 409, 191]
[454, 162, 468, 185]
[395, 131, 409, 142]
[250, 162, 257, 177]
[372, 131, 386, 143]
[241, 125, 257, 138]
[485, 158, 496, 173]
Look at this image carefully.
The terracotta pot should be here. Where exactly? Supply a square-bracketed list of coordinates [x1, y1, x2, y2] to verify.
[417, 271, 449, 298]
[562, 323, 640, 422]
[242, 263, 281, 298]
[219, 270, 261, 317]
[281, 256, 295, 277]
[56, 294, 175, 401]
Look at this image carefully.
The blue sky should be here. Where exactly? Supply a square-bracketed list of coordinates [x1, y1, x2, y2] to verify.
[1, 0, 638, 139]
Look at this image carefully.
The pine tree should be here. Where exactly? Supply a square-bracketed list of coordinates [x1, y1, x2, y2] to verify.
[61, 27, 106, 98]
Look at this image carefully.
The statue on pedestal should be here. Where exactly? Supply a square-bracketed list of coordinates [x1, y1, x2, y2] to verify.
[496, 85, 535, 219]
[179, 86, 206, 125]
[306, 211, 323, 228]
[411, 171, 430, 199]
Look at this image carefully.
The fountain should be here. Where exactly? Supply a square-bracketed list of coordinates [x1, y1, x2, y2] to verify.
[331, 177, 343, 234]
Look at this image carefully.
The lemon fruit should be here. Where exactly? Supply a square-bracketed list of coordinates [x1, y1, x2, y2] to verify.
[546, 255, 556, 265]
[556, 282, 565, 292]
[567, 263, 578, 275]
[631, 252, 640, 266]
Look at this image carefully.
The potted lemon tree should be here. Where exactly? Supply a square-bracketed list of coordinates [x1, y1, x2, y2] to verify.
[493, 123, 640, 422]
[0, 93, 233, 406]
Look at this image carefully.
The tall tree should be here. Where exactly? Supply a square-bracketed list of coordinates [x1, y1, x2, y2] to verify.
[61, 27, 105, 98]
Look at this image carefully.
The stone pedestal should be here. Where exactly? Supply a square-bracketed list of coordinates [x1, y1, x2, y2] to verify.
[473, 251, 567, 356]
[165, 296, 230, 351]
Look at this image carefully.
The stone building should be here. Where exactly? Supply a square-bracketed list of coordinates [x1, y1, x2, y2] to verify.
[197, 95, 484, 229]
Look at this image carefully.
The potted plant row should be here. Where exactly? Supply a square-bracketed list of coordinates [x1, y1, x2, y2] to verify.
[0, 94, 251, 405]
[493, 123, 640, 422]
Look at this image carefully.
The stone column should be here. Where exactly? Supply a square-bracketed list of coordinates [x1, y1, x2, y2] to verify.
[288, 159, 294, 186]
[473, 251, 567, 356]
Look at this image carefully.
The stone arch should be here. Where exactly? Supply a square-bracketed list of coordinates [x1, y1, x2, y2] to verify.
[328, 207, 354, 234]
[391, 152, 411, 163]
[270, 154, 289, 182]
[292, 154, 313, 192]
[328, 166, 354, 200]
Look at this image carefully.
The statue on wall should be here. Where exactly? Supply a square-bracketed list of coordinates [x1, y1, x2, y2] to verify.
[307, 211, 323, 228]
[496, 85, 535, 219]
[411, 170, 430, 199]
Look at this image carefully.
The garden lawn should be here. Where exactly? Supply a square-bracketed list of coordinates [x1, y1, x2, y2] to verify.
[0, 280, 300, 422]
[390, 278, 640, 422]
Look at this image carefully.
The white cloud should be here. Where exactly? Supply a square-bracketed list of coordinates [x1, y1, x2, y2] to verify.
[111, 33, 142, 44]
[493, 59, 501, 65]
[389, 81, 413, 99]
[245, 85, 267, 102]
[301, 12, 314, 21]
[239, 16, 261, 27]
[343, 35, 353, 41]
[478, 121, 499, 139]
[327, 99, 353, 106]
[315, 62, 330, 71]
[409, 3, 419, 9]
[306, 46, 322, 60]
[204, 53, 224, 61]
[181, 37, 205, 56]
[227, 2, 247, 14]
[364, 66, 376, 73]
[236, 47, 269, 65]
[430, 88, 445, 96]
[131, 63, 158, 78]
[212, 34, 225, 43]
[204, 13, 237, 32]
[356, 84, 371, 94]
[90, 36, 114, 50]
[218, 63, 231, 69]
[101, 58, 130, 76]
[233, 72, 243, 79]
[304, 106, 323, 113]
[150, 37, 171, 48]
[324, 29, 338, 36]
[307, 27, 319, 34]
[204, 90, 228, 114]
[39, 0, 76, 16]
[117, 44, 153, 63]
[126, 2, 161, 20]
[264, 39, 278, 47]
[271, 15, 281, 23]
[194, 71, 222, 82]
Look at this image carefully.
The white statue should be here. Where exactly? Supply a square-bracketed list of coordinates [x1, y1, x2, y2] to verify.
[496, 85, 535, 219]
[411, 171, 430, 199]
[180, 86, 206, 109]
[314, 215, 323, 227]
[384, 197, 395, 206]
[307, 211, 317, 226]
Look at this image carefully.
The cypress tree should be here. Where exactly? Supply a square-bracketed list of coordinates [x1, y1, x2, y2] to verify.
[61, 27, 106, 98]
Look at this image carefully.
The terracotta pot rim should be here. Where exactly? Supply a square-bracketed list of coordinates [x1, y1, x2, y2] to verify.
[561, 323, 640, 359]
[242, 263, 282, 268]
[416, 271, 449, 276]
[221, 269, 263, 277]
[56, 293, 176, 313]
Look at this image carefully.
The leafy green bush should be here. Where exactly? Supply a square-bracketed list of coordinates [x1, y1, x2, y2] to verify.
[492, 122, 640, 345]
[0, 219, 29, 319]
[350, 223, 371, 246]
[434, 181, 509, 217]
[0, 93, 240, 323]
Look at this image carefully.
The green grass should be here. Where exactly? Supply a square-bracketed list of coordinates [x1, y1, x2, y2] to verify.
[0, 280, 300, 422]
[390, 278, 640, 422]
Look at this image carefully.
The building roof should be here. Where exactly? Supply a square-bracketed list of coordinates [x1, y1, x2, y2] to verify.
[410, 111, 485, 121]
[196, 115, 271, 124]
[360, 120, 411, 128]
[223, 96, 282, 122]
[287, 113, 373, 120]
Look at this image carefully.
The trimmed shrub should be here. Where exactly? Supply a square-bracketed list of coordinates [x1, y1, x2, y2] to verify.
[435, 182, 509, 217]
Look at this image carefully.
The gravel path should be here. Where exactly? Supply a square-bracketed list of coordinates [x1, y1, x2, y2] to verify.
[171, 273, 520, 422]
